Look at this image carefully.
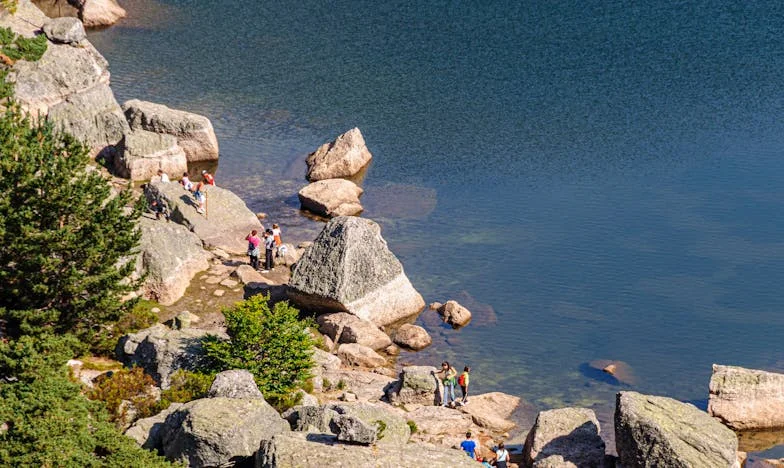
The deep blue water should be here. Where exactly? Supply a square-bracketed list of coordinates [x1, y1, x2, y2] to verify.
[90, 0, 784, 439]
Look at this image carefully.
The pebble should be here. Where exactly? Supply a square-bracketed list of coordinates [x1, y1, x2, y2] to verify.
[213, 289, 225, 297]
[151, 307, 160, 313]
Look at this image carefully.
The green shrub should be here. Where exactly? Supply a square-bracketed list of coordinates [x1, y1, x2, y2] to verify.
[160, 370, 214, 405]
[322, 378, 332, 390]
[87, 367, 159, 425]
[202, 294, 315, 405]
[375, 420, 387, 440]
[406, 420, 418, 434]
[336, 379, 346, 390]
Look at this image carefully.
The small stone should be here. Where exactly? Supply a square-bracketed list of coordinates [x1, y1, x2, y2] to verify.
[213, 289, 225, 297]
[173, 311, 200, 330]
[205, 276, 224, 285]
[429, 302, 443, 311]
[339, 392, 358, 402]
[256, 212, 267, 219]
[219, 278, 239, 288]
[212, 248, 230, 260]
[200, 286, 206, 290]
[151, 307, 161, 313]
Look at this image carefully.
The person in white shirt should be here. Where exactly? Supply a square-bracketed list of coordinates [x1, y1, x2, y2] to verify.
[495, 442, 509, 468]
[157, 169, 170, 183]
[180, 172, 193, 191]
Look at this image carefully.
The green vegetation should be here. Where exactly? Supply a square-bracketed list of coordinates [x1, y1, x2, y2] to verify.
[160, 370, 214, 405]
[374, 420, 387, 440]
[0, 1, 17, 15]
[87, 367, 159, 426]
[0, 27, 47, 62]
[202, 294, 316, 405]
[406, 420, 418, 434]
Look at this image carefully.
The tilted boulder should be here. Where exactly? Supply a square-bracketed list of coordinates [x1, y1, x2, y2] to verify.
[282, 405, 339, 433]
[708, 364, 784, 430]
[305, 127, 372, 181]
[392, 324, 432, 351]
[523, 407, 606, 468]
[42, 17, 86, 44]
[162, 397, 290, 467]
[386, 366, 440, 406]
[615, 391, 738, 468]
[208, 370, 264, 399]
[124, 402, 184, 451]
[288, 216, 425, 326]
[437, 300, 472, 328]
[113, 130, 187, 181]
[332, 414, 377, 445]
[145, 181, 263, 255]
[317, 312, 392, 351]
[458, 392, 520, 433]
[136, 216, 211, 305]
[298, 179, 363, 217]
[123, 99, 220, 162]
[337, 343, 386, 368]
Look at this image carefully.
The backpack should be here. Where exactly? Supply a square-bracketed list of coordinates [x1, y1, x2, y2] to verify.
[458, 373, 466, 386]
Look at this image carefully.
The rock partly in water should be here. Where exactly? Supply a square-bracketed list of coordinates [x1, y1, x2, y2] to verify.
[80, 0, 127, 28]
[317, 312, 392, 351]
[392, 323, 432, 351]
[336, 343, 387, 369]
[708, 364, 784, 431]
[305, 127, 372, 181]
[136, 216, 211, 305]
[145, 181, 263, 255]
[386, 366, 440, 406]
[123, 99, 220, 163]
[523, 407, 606, 468]
[208, 370, 263, 399]
[161, 397, 290, 467]
[589, 359, 637, 386]
[114, 130, 187, 181]
[615, 391, 738, 468]
[124, 403, 184, 451]
[437, 301, 472, 328]
[298, 178, 364, 217]
[42, 17, 86, 44]
[288, 216, 425, 326]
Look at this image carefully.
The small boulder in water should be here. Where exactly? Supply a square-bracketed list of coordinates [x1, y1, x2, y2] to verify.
[298, 178, 364, 218]
[306, 127, 372, 181]
[437, 300, 472, 328]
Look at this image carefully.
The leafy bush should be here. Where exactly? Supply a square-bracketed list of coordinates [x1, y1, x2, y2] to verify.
[160, 370, 214, 405]
[407, 420, 418, 434]
[202, 294, 315, 404]
[87, 367, 159, 425]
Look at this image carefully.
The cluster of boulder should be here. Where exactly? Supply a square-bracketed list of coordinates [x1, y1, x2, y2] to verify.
[32, 0, 126, 28]
[297, 127, 371, 218]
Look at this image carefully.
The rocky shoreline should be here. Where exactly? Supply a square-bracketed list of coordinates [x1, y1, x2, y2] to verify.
[6, 2, 784, 467]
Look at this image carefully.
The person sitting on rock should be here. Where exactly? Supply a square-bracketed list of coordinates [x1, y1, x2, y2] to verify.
[193, 182, 206, 214]
[180, 172, 193, 191]
[157, 169, 170, 183]
[439, 361, 457, 407]
[460, 431, 477, 459]
[202, 169, 215, 186]
[149, 199, 169, 222]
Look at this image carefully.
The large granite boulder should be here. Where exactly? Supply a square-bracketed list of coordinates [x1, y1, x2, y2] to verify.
[123, 99, 220, 162]
[331, 402, 410, 446]
[523, 407, 606, 468]
[288, 216, 425, 326]
[208, 370, 264, 399]
[458, 392, 520, 433]
[317, 312, 392, 351]
[116, 324, 226, 389]
[386, 366, 440, 406]
[305, 127, 373, 181]
[124, 402, 184, 451]
[319, 368, 395, 402]
[336, 343, 386, 368]
[298, 179, 363, 217]
[708, 364, 784, 430]
[137, 216, 211, 305]
[406, 405, 474, 440]
[332, 413, 377, 445]
[392, 324, 432, 350]
[145, 181, 263, 255]
[113, 130, 187, 181]
[162, 397, 290, 467]
[283, 405, 339, 433]
[80, 0, 126, 28]
[615, 391, 738, 468]
[42, 17, 86, 44]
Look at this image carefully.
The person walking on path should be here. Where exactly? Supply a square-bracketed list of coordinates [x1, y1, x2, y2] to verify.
[459, 432, 477, 459]
[495, 442, 510, 468]
[180, 172, 193, 191]
[262, 229, 275, 272]
[458, 366, 470, 405]
[157, 169, 170, 183]
[245, 230, 261, 270]
[202, 170, 215, 186]
[439, 361, 457, 407]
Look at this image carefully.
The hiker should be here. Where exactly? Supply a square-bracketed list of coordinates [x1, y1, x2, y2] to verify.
[495, 442, 510, 468]
[262, 229, 275, 272]
[459, 432, 477, 459]
[245, 230, 261, 270]
[439, 361, 457, 407]
[202, 170, 215, 186]
[157, 169, 170, 183]
[193, 182, 206, 214]
[180, 172, 193, 191]
[458, 366, 470, 405]
[150, 199, 169, 221]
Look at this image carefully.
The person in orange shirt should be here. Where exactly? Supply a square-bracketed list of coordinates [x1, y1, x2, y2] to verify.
[202, 170, 215, 186]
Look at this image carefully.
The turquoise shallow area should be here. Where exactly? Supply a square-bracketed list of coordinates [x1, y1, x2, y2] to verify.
[90, 0, 784, 427]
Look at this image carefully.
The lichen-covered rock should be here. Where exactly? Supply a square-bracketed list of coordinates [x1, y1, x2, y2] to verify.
[288, 216, 425, 326]
[282, 405, 339, 433]
[708, 364, 784, 430]
[317, 312, 392, 351]
[124, 403, 184, 451]
[114, 130, 187, 181]
[298, 179, 363, 217]
[615, 391, 738, 468]
[305, 127, 372, 181]
[208, 370, 263, 399]
[393, 324, 432, 351]
[80, 0, 126, 28]
[319, 368, 395, 402]
[162, 397, 290, 467]
[136, 216, 210, 305]
[523, 407, 605, 468]
[42, 17, 86, 44]
[123, 99, 220, 162]
[437, 300, 472, 328]
[333, 414, 377, 445]
[145, 181, 263, 255]
[337, 343, 386, 368]
[330, 402, 410, 446]
[387, 366, 440, 406]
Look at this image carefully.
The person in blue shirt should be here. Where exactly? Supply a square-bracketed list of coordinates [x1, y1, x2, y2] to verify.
[460, 432, 477, 459]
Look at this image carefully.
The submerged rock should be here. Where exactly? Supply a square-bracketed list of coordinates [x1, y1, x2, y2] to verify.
[708, 364, 784, 430]
[298, 178, 364, 217]
[305, 127, 372, 181]
[288, 216, 425, 326]
[523, 407, 605, 468]
[589, 359, 637, 386]
[615, 391, 738, 468]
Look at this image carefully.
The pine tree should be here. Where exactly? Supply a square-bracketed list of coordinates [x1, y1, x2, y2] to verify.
[0, 100, 142, 344]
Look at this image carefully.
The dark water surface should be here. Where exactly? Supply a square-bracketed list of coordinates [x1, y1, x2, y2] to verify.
[90, 0, 784, 436]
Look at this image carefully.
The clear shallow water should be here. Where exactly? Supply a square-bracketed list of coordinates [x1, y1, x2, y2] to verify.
[90, 0, 784, 429]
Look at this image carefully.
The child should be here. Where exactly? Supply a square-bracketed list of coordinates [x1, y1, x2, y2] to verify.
[202, 170, 215, 185]
[180, 172, 193, 191]
[272, 223, 282, 246]
[458, 366, 470, 405]
[193, 182, 206, 214]
[150, 199, 169, 221]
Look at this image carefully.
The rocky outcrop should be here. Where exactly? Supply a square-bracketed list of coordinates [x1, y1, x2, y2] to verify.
[113, 130, 187, 181]
[80, 0, 126, 27]
[386, 366, 440, 406]
[137, 216, 211, 305]
[708, 364, 784, 430]
[162, 397, 290, 467]
[288, 217, 425, 326]
[283, 405, 339, 433]
[317, 312, 392, 351]
[145, 181, 263, 255]
[305, 127, 372, 181]
[208, 370, 263, 399]
[458, 392, 520, 433]
[256, 432, 479, 468]
[437, 300, 472, 328]
[392, 324, 432, 350]
[523, 407, 606, 468]
[406, 405, 474, 439]
[116, 324, 226, 389]
[124, 402, 184, 450]
[42, 17, 85, 44]
[337, 343, 386, 368]
[123, 99, 220, 162]
[615, 391, 738, 468]
[298, 179, 363, 217]
[318, 368, 395, 402]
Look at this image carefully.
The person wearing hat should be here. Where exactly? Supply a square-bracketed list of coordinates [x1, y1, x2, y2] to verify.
[202, 170, 215, 186]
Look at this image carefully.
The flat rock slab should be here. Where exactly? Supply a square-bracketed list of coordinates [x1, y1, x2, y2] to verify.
[298, 178, 364, 217]
[458, 392, 520, 433]
[709, 364, 784, 430]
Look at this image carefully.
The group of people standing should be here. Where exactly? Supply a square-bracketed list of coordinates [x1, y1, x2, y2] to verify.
[245, 224, 282, 273]
[177, 169, 215, 215]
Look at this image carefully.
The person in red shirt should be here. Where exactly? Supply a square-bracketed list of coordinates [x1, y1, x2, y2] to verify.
[202, 170, 215, 186]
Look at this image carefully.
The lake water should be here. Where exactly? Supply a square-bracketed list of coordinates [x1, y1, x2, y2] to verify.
[89, 0, 784, 449]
